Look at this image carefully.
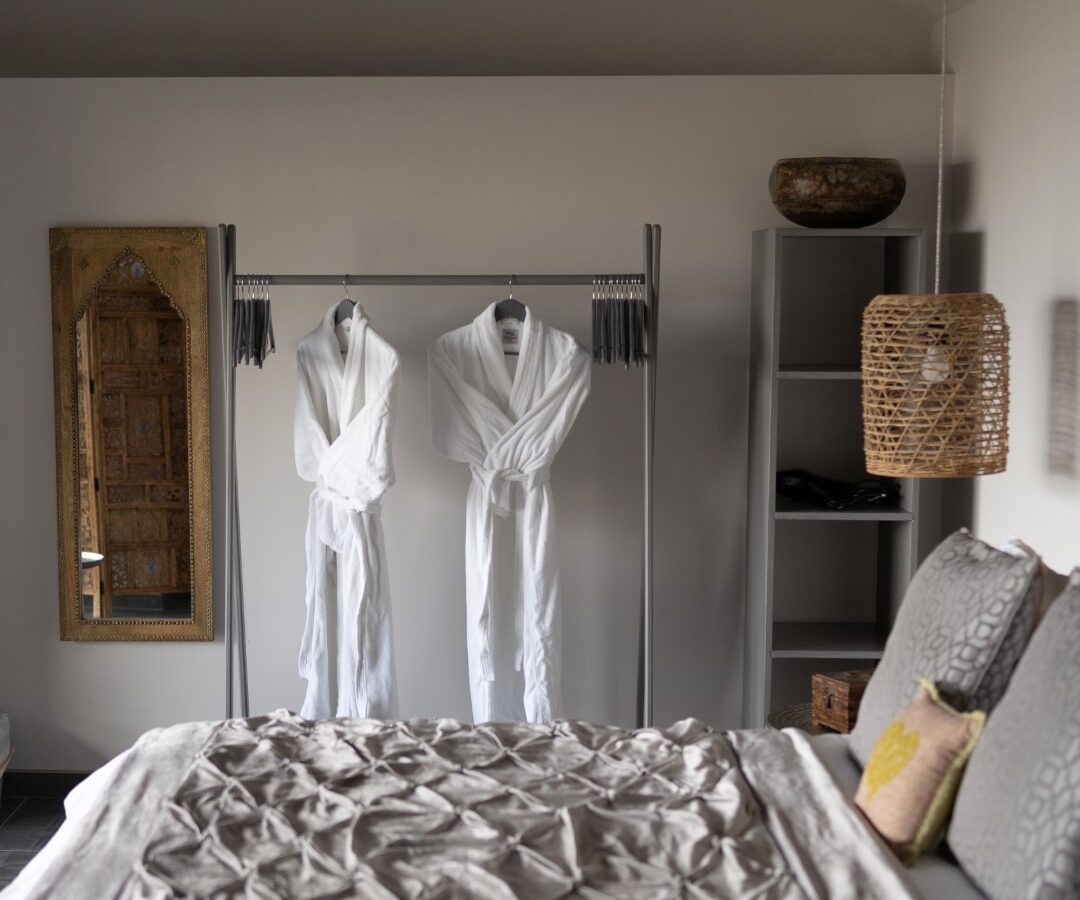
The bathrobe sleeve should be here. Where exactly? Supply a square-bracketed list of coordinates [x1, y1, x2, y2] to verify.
[429, 343, 487, 466]
[429, 340, 518, 468]
[295, 347, 330, 484]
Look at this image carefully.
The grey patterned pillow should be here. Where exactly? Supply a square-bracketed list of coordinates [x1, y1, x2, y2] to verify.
[948, 570, 1080, 900]
[849, 530, 1040, 767]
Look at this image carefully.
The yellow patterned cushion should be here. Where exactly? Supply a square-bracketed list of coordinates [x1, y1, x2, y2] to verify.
[855, 678, 984, 865]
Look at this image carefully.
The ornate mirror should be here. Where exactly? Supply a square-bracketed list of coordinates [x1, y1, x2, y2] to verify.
[51, 228, 212, 640]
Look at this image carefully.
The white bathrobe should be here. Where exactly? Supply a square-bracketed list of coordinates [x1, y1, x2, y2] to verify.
[295, 303, 399, 720]
[429, 303, 591, 724]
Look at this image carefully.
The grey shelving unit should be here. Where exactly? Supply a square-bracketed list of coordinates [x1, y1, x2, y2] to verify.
[743, 228, 940, 728]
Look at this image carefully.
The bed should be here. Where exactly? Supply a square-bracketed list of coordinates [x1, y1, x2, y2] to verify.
[7, 532, 1077, 900]
[4, 712, 924, 899]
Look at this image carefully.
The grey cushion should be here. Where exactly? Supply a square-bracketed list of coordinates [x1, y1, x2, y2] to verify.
[849, 530, 1040, 766]
[948, 570, 1080, 900]
[999, 536, 1072, 622]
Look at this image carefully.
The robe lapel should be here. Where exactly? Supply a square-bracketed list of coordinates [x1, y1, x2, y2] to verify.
[473, 301, 542, 423]
[474, 303, 514, 411]
[317, 302, 369, 438]
[508, 311, 541, 420]
[338, 305, 368, 427]
[317, 305, 346, 434]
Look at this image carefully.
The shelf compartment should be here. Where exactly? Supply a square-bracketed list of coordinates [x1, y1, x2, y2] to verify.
[773, 496, 913, 521]
[768, 656, 882, 714]
[772, 621, 886, 659]
[776, 378, 867, 482]
[778, 364, 861, 381]
[777, 234, 923, 368]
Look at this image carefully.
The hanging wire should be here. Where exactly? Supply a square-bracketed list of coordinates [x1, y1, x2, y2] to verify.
[934, 0, 949, 293]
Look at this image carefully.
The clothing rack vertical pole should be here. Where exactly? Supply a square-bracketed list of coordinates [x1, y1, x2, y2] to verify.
[217, 225, 233, 718]
[221, 224, 250, 718]
[638, 223, 661, 729]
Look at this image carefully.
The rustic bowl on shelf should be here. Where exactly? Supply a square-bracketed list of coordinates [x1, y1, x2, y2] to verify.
[769, 157, 906, 228]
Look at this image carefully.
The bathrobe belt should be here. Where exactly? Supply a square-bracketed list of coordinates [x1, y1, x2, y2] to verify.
[470, 465, 549, 517]
[469, 464, 550, 680]
[312, 485, 381, 554]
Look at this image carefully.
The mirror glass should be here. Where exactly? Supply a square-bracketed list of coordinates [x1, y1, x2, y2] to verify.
[53, 227, 211, 641]
[75, 253, 192, 620]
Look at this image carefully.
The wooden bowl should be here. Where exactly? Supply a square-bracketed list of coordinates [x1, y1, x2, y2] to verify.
[769, 157, 906, 228]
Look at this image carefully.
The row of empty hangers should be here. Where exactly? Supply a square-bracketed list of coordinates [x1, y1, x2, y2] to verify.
[233, 276, 276, 367]
[234, 274, 647, 368]
[592, 276, 647, 368]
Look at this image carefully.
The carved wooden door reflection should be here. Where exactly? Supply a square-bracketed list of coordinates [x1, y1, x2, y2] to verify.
[76, 320, 103, 614]
[76, 256, 192, 620]
[53, 227, 211, 641]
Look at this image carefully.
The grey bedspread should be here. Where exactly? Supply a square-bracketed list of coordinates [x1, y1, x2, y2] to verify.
[6, 713, 918, 899]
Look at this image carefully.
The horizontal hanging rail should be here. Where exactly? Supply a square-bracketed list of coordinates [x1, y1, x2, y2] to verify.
[235, 274, 644, 287]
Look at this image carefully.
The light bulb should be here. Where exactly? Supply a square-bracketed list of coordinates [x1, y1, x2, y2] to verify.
[920, 343, 951, 383]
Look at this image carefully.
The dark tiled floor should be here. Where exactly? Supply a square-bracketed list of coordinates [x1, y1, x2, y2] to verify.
[0, 796, 65, 888]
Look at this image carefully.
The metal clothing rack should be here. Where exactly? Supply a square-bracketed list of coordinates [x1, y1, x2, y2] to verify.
[216, 223, 661, 728]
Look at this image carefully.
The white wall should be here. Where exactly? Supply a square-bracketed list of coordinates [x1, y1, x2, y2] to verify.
[0, 76, 941, 770]
[948, 1, 1080, 571]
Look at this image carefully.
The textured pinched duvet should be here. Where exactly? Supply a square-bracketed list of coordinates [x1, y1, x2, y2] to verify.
[4, 713, 919, 899]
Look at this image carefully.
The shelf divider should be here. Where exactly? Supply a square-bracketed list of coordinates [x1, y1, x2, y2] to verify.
[773, 496, 913, 521]
[777, 364, 862, 381]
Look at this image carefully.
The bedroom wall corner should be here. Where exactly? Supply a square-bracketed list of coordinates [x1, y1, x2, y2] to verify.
[947, 0, 1080, 572]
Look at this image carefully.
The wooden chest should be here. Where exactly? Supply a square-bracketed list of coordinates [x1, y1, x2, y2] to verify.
[811, 669, 874, 733]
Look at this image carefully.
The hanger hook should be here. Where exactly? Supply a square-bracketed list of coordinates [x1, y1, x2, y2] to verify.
[343, 274, 350, 301]
[508, 275, 514, 301]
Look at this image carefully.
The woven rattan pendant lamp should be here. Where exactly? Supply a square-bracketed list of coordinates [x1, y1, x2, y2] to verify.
[862, 1, 1009, 478]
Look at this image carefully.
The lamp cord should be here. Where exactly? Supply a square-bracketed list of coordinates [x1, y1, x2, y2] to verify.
[934, 0, 949, 294]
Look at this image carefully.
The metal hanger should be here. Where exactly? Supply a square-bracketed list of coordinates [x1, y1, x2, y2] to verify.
[596, 275, 604, 360]
[334, 275, 356, 325]
[494, 275, 527, 323]
[262, 276, 276, 365]
[254, 276, 275, 369]
[254, 277, 265, 367]
[236, 276, 250, 366]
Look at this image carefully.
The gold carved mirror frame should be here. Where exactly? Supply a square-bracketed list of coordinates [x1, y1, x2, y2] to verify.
[51, 227, 213, 640]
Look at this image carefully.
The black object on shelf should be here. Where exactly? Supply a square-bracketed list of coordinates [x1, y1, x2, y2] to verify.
[776, 468, 900, 511]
